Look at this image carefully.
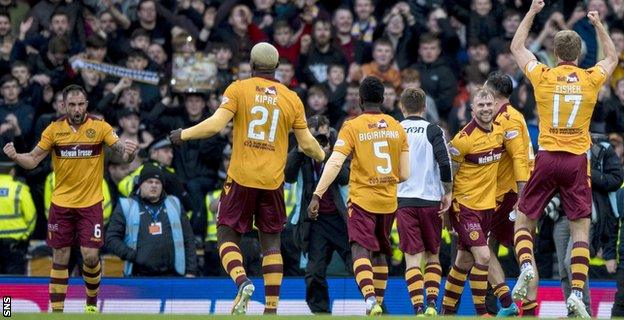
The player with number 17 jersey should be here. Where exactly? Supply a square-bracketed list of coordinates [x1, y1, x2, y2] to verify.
[519, 60, 607, 221]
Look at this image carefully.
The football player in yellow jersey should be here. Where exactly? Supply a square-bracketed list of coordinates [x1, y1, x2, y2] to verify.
[510, 0, 618, 317]
[484, 72, 533, 317]
[308, 76, 410, 316]
[169, 42, 325, 315]
[3, 85, 138, 313]
[441, 88, 505, 316]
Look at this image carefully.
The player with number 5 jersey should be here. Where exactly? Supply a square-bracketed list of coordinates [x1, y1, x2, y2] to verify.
[308, 77, 409, 316]
[169, 42, 325, 315]
[509, 0, 619, 317]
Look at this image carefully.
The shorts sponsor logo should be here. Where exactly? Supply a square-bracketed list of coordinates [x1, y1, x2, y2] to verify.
[90, 237, 102, 242]
[469, 231, 479, 241]
[86, 128, 96, 139]
[465, 222, 480, 231]
[47, 224, 59, 232]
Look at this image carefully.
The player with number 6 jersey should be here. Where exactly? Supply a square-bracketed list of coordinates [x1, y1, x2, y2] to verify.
[169, 42, 325, 315]
[510, 0, 619, 317]
[2, 85, 139, 314]
[308, 77, 409, 316]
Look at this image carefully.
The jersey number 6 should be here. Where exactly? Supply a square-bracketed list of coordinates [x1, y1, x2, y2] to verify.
[248, 106, 280, 142]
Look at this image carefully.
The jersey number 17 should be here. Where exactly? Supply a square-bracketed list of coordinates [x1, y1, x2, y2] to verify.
[552, 94, 582, 128]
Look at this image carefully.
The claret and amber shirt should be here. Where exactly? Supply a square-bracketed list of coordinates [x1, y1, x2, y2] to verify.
[334, 111, 408, 214]
[220, 76, 308, 190]
[37, 115, 118, 208]
[525, 60, 607, 155]
[494, 103, 533, 199]
[450, 119, 505, 211]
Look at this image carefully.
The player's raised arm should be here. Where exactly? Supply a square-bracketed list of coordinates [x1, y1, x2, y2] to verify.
[511, 0, 544, 72]
[3, 143, 48, 170]
[169, 108, 235, 144]
[294, 128, 325, 161]
[588, 11, 618, 76]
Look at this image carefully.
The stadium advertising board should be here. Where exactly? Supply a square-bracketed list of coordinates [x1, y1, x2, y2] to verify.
[0, 278, 615, 317]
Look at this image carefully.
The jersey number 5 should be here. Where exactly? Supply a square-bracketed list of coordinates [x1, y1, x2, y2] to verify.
[248, 106, 280, 142]
[373, 141, 392, 174]
[552, 94, 582, 128]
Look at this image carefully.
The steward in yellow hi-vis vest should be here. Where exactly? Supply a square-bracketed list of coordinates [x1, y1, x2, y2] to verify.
[0, 158, 36, 274]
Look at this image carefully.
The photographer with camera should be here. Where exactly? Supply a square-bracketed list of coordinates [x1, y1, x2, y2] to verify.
[285, 115, 351, 314]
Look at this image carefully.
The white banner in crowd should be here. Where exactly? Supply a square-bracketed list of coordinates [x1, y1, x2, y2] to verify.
[71, 58, 160, 85]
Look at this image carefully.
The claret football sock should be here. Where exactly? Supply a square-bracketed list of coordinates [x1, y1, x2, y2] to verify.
[405, 267, 424, 314]
[262, 248, 283, 314]
[493, 283, 513, 308]
[219, 242, 249, 287]
[49, 263, 69, 312]
[469, 263, 489, 315]
[570, 241, 590, 295]
[513, 228, 534, 269]
[441, 264, 469, 314]
[82, 261, 101, 307]
[372, 264, 388, 305]
[353, 256, 376, 301]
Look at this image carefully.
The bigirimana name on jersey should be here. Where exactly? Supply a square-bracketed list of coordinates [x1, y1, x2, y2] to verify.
[359, 130, 401, 141]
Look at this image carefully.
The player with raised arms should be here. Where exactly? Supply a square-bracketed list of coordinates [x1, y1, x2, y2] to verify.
[169, 42, 325, 315]
[3, 85, 138, 313]
[510, 0, 618, 317]
[308, 76, 409, 316]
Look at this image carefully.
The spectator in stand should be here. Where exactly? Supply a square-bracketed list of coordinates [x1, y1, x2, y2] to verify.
[213, 42, 234, 94]
[351, 0, 378, 44]
[116, 108, 154, 151]
[602, 78, 624, 133]
[298, 19, 347, 86]
[400, 68, 439, 124]
[306, 85, 330, 118]
[488, 10, 521, 65]
[333, 7, 369, 65]
[425, 8, 461, 67]
[127, 0, 171, 52]
[382, 82, 403, 121]
[610, 28, 624, 88]
[495, 47, 522, 88]
[276, 58, 305, 97]
[84, 35, 108, 63]
[412, 34, 457, 120]
[11, 61, 45, 113]
[236, 61, 252, 80]
[28, 0, 84, 45]
[0, 12, 15, 75]
[147, 43, 169, 75]
[379, 2, 418, 69]
[129, 28, 151, 53]
[0, 75, 34, 139]
[98, 9, 130, 63]
[463, 38, 492, 83]
[353, 38, 402, 90]
[0, 0, 29, 36]
[76, 68, 104, 104]
[125, 49, 159, 106]
[211, 4, 268, 62]
[337, 82, 362, 128]
[106, 166, 197, 277]
[574, 0, 610, 68]
[272, 19, 310, 65]
[322, 64, 347, 125]
[28, 36, 72, 92]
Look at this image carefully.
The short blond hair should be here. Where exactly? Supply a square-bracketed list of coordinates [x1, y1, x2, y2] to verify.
[554, 30, 582, 62]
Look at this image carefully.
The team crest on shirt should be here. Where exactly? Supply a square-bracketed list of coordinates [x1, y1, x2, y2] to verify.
[566, 72, 579, 83]
[86, 128, 96, 139]
[469, 231, 480, 241]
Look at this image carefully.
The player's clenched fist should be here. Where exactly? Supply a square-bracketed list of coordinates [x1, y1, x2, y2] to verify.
[169, 128, 184, 145]
[530, 0, 545, 13]
[587, 11, 601, 25]
[307, 194, 320, 221]
[3, 142, 17, 159]
[124, 139, 139, 156]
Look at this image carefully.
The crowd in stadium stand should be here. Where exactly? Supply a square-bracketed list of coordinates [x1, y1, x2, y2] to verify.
[0, 0, 623, 298]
